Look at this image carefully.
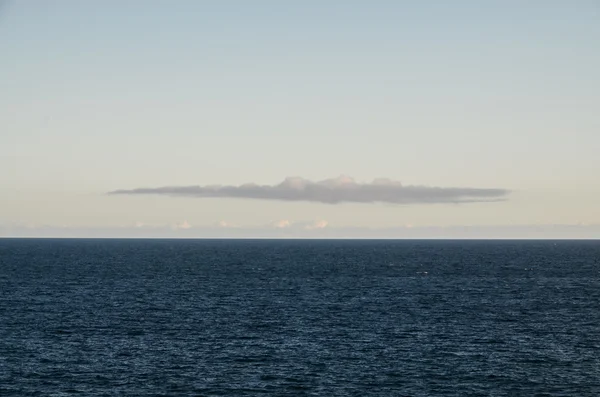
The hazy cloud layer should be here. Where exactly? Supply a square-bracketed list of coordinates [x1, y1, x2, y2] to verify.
[3, 223, 599, 239]
[109, 176, 509, 204]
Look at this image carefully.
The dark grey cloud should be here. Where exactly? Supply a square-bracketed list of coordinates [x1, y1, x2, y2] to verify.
[109, 175, 509, 204]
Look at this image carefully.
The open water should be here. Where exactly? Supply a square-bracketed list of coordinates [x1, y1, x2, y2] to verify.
[1, 239, 599, 396]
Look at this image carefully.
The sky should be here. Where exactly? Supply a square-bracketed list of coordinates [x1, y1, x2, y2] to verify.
[1, 1, 599, 238]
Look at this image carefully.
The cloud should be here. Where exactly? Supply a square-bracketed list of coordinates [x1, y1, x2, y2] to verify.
[3, 223, 600, 239]
[109, 175, 509, 204]
[304, 220, 328, 230]
[271, 219, 292, 228]
[172, 220, 192, 230]
[268, 219, 328, 230]
[215, 220, 240, 228]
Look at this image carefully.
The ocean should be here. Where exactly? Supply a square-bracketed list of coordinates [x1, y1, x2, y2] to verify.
[1, 239, 599, 396]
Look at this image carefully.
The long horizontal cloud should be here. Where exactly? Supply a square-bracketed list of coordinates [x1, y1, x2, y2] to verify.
[4, 224, 599, 239]
[108, 176, 509, 204]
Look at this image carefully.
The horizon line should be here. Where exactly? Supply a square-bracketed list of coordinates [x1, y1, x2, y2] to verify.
[1, 237, 598, 241]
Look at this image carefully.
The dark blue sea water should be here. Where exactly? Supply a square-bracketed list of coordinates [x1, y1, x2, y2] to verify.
[1, 239, 599, 396]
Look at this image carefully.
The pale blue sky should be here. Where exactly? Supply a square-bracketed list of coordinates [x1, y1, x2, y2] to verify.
[2, 1, 599, 236]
